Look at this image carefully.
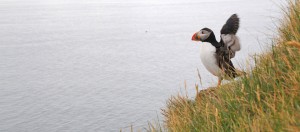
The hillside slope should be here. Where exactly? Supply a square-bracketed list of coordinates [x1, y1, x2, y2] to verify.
[163, 1, 300, 131]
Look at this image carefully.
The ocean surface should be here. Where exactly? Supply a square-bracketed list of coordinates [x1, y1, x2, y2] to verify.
[0, 0, 280, 131]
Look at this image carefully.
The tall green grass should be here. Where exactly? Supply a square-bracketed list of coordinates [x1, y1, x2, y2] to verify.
[162, 1, 300, 131]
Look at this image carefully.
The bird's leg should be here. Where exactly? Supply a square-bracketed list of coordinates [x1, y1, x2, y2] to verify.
[218, 78, 222, 87]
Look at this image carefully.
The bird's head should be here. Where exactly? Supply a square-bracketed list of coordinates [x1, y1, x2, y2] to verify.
[191, 28, 215, 42]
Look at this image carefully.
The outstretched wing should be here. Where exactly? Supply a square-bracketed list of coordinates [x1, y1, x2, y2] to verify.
[217, 14, 241, 78]
[221, 14, 239, 35]
[220, 14, 241, 58]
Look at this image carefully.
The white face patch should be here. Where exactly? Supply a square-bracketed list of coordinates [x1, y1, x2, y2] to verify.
[198, 29, 211, 41]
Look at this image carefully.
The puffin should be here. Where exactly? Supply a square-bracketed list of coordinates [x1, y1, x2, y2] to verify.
[191, 14, 242, 87]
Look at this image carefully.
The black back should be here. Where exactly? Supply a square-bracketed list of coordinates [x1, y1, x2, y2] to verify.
[216, 47, 237, 78]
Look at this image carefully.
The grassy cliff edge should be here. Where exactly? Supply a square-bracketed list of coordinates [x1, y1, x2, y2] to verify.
[162, 1, 300, 131]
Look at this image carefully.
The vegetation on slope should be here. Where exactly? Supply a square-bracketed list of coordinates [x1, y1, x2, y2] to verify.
[162, 1, 300, 131]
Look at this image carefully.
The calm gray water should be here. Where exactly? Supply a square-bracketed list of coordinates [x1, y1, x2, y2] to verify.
[0, 0, 280, 131]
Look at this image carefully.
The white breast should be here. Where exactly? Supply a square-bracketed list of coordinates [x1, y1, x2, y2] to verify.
[199, 43, 221, 77]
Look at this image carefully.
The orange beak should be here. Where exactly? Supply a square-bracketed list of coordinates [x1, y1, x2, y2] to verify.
[191, 33, 200, 41]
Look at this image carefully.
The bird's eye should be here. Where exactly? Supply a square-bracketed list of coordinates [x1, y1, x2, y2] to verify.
[201, 31, 204, 34]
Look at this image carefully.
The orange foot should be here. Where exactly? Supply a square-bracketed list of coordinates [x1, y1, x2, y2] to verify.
[218, 79, 222, 87]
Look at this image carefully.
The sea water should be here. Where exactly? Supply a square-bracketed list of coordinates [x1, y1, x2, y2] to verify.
[0, 0, 280, 131]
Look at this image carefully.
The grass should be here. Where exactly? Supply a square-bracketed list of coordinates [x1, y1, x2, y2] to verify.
[160, 0, 300, 131]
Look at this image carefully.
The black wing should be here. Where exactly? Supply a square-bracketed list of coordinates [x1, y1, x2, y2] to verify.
[216, 47, 237, 78]
[216, 14, 240, 78]
[220, 14, 239, 35]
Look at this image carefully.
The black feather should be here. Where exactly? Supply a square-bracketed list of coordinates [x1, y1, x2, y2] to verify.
[216, 47, 237, 78]
[220, 14, 240, 35]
